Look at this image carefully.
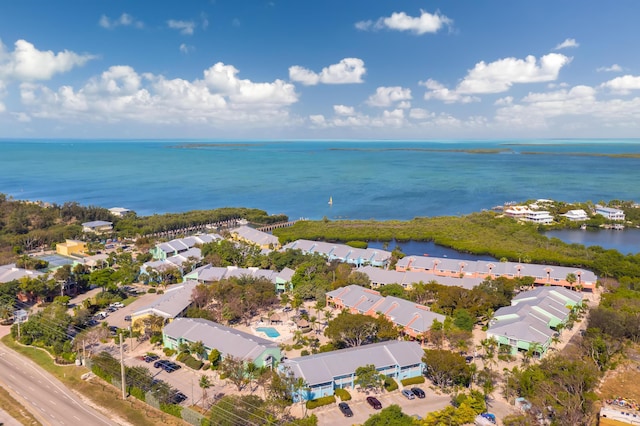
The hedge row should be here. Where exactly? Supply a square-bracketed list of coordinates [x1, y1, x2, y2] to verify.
[384, 377, 398, 392]
[306, 395, 336, 409]
[177, 352, 204, 370]
[401, 376, 426, 386]
[334, 388, 351, 401]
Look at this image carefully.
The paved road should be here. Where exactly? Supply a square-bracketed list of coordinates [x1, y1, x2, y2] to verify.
[0, 329, 117, 426]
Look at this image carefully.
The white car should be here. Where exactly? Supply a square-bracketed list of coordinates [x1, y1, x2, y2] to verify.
[110, 302, 124, 308]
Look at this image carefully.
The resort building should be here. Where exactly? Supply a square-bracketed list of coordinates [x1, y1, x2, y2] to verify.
[108, 207, 132, 217]
[282, 239, 392, 268]
[81, 220, 113, 233]
[131, 280, 198, 331]
[595, 206, 626, 221]
[0, 264, 43, 283]
[162, 317, 282, 368]
[504, 205, 533, 219]
[395, 256, 597, 291]
[561, 209, 589, 221]
[326, 285, 445, 339]
[56, 239, 87, 257]
[358, 265, 484, 290]
[281, 341, 425, 401]
[486, 287, 583, 358]
[150, 233, 222, 261]
[141, 247, 202, 277]
[183, 264, 295, 293]
[230, 226, 280, 250]
[72, 253, 109, 270]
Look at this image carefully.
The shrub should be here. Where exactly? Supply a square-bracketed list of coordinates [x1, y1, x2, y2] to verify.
[176, 352, 190, 362]
[401, 376, 426, 386]
[292, 344, 304, 350]
[147, 288, 156, 294]
[203, 363, 210, 370]
[305, 395, 336, 410]
[129, 386, 146, 402]
[346, 240, 368, 249]
[300, 350, 310, 356]
[334, 388, 351, 401]
[183, 355, 204, 370]
[384, 377, 398, 392]
[163, 347, 176, 356]
[160, 403, 183, 418]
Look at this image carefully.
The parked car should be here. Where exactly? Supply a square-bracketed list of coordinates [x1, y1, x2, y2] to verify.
[401, 389, 415, 400]
[411, 387, 426, 399]
[366, 396, 382, 410]
[168, 391, 188, 404]
[465, 356, 474, 363]
[282, 307, 292, 312]
[111, 302, 124, 308]
[338, 402, 353, 417]
[161, 361, 181, 373]
[144, 354, 160, 363]
[124, 315, 132, 322]
[153, 360, 170, 369]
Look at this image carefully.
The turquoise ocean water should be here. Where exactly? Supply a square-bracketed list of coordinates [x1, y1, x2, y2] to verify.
[1, 139, 639, 221]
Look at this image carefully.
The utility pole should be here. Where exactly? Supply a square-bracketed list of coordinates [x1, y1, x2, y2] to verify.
[82, 339, 86, 365]
[119, 334, 126, 399]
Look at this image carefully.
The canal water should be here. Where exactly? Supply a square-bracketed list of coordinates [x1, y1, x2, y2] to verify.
[544, 228, 640, 255]
[367, 240, 497, 261]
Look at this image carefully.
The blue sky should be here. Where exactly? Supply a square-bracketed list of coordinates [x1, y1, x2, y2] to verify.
[1, 0, 640, 139]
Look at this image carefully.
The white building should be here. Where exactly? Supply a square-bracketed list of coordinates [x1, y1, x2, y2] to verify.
[561, 209, 589, 221]
[109, 207, 132, 217]
[525, 210, 554, 224]
[596, 206, 625, 221]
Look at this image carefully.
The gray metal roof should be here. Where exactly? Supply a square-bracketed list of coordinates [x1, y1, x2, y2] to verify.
[82, 220, 113, 228]
[231, 226, 279, 247]
[132, 280, 198, 318]
[358, 265, 482, 290]
[163, 317, 279, 361]
[281, 240, 392, 265]
[0, 264, 43, 283]
[282, 341, 423, 386]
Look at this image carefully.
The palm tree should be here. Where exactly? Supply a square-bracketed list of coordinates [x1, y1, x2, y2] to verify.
[190, 340, 206, 360]
[199, 374, 212, 408]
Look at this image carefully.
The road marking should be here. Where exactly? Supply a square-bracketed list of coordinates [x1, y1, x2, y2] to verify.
[9, 374, 16, 379]
[50, 399, 56, 405]
[73, 415, 81, 421]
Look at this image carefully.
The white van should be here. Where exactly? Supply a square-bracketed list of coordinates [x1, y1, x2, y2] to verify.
[96, 311, 108, 319]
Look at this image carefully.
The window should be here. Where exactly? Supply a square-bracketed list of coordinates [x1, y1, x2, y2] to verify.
[508, 338, 517, 346]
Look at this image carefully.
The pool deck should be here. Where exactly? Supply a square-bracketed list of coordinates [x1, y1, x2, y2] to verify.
[249, 320, 295, 342]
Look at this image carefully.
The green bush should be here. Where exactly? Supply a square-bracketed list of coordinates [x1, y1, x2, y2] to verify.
[401, 376, 426, 386]
[163, 347, 176, 356]
[176, 352, 190, 362]
[147, 288, 157, 294]
[384, 377, 398, 392]
[183, 355, 204, 370]
[292, 344, 304, 350]
[160, 403, 183, 418]
[334, 388, 351, 401]
[305, 395, 336, 410]
[203, 363, 210, 370]
[129, 386, 146, 402]
[300, 350, 310, 356]
[345, 240, 368, 249]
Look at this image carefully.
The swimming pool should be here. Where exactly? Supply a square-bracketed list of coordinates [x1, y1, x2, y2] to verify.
[256, 327, 281, 338]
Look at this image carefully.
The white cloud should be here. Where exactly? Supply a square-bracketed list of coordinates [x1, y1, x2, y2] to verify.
[0, 39, 94, 82]
[99, 13, 144, 29]
[421, 79, 478, 104]
[597, 64, 623, 73]
[494, 96, 513, 106]
[168, 20, 196, 35]
[17, 62, 298, 128]
[355, 9, 452, 35]
[366, 86, 412, 107]
[309, 114, 327, 127]
[397, 101, 411, 109]
[554, 38, 579, 50]
[409, 108, 433, 120]
[289, 58, 366, 85]
[179, 44, 194, 54]
[423, 53, 571, 103]
[333, 105, 355, 115]
[600, 75, 640, 94]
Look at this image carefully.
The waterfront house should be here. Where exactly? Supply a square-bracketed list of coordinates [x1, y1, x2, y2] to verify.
[525, 210, 554, 224]
[281, 341, 425, 401]
[326, 284, 445, 338]
[150, 233, 222, 261]
[486, 287, 583, 357]
[561, 209, 589, 221]
[162, 317, 282, 368]
[395, 255, 597, 291]
[82, 220, 113, 233]
[108, 207, 132, 217]
[131, 280, 198, 332]
[595, 206, 626, 221]
[230, 226, 280, 250]
[282, 239, 392, 268]
[56, 239, 87, 257]
[358, 265, 484, 290]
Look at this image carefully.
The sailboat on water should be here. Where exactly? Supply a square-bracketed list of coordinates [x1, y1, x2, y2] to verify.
[328, 196, 333, 206]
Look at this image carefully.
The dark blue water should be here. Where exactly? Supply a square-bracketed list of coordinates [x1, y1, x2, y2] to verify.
[368, 240, 497, 261]
[1, 139, 639, 221]
[545, 228, 640, 255]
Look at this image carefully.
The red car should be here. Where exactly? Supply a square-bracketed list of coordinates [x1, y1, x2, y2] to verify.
[366, 396, 382, 410]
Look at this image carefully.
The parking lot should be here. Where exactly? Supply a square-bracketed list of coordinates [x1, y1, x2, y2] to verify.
[310, 386, 451, 425]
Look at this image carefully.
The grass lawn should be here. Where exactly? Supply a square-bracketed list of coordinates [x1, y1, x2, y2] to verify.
[1, 335, 189, 426]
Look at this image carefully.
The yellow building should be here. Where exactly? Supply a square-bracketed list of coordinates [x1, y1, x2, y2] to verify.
[56, 240, 87, 257]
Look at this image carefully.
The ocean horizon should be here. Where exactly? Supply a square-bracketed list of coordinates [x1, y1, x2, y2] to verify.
[1, 139, 639, 221]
